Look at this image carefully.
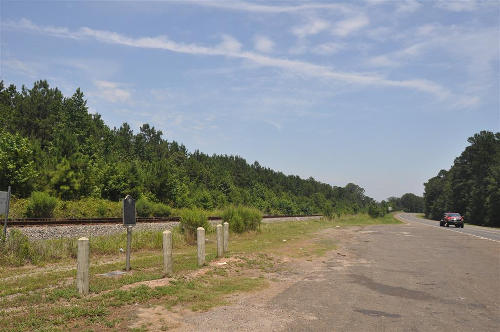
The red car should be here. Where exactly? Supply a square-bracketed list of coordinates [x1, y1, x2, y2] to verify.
[440, 212, 464, 228]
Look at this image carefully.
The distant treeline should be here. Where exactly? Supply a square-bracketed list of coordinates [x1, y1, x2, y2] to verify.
[423, 131, 500, 227]
[386, 193, 424, 213]
[0, 80, 378, 215]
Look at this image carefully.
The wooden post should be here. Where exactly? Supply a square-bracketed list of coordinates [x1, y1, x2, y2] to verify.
[77, 237, 89, 295]
[223, 222, 229, 253]
[197, 227, 205, 267]
[163, 230, 173, 276]
[216, 224, 223, 258]
[126, 226, 132, 271]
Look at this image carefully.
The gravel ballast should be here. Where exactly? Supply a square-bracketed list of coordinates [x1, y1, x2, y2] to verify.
[11, 216, 322, 240]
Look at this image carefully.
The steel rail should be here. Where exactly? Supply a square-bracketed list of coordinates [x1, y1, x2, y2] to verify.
[7, 215, 322, 227]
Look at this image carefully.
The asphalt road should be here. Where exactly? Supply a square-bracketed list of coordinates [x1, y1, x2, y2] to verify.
[271, 214, 500, 331]
[398, 213, 500, 242]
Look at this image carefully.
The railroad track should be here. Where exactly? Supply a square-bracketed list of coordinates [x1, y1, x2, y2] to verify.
[7, 215, 322, 227]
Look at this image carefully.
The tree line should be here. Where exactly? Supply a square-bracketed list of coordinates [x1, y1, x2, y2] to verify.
[0, 80, 378, 216]
[423, 131, 500, 227]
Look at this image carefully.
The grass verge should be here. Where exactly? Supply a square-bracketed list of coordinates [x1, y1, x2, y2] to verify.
[0, 213, 400, 331]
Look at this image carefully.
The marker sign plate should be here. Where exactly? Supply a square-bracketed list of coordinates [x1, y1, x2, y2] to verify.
[0, 192, 8, 215]
[123, 195, 136, 226]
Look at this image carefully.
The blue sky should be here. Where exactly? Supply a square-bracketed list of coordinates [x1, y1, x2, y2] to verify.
[1, 0, 499, 201]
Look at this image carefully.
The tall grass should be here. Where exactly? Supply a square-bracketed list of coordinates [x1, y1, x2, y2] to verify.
[221, 206, 262, 233]
[0, 227, 189, 267]
[179, 208, 211, 244]
[25, 192, 58, 218]
[136, 198, 172, 217]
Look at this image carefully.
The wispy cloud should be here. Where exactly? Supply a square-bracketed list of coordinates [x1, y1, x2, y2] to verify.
[94, 80, 131, 103]
[181, 0, 352, 14]
[292, 18, 330, 38]
[5, 18, 454, 99]
[253, 35, 274, 53]
[311, 42, 345, 55]
[332, 14, 369, 37]
[435, 0, 477, 12]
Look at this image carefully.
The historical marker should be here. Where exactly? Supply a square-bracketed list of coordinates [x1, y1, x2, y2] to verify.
[122, 195, 136, 271]
[123, 195, 136, 226]
[1, 186, 11, 239]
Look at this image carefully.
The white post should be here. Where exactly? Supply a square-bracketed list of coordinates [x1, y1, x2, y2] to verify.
[163, 230, 173, 276]
[223, 222, 229, 253]
[77, 237, 89, 295]
[126, 226, 132, 271]
[197, 227, 205, 267]
[216, 224, 223, 258]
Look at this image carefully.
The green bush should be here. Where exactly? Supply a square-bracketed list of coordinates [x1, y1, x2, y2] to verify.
[222, 206, 262, 233]
[322, 204, 335, 220]
[136, 198, 172, 217]
[368, 204, 386, 218]
[55, 198, 121, 218]
[179, 208, 210, 243]
[25, 191, 58, 218]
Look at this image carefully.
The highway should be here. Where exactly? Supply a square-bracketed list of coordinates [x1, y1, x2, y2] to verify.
[398, 212, 500, 243]
[177, 213, 500, 331]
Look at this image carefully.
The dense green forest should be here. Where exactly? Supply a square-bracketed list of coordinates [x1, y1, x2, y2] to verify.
[0, 80, 377, 216]
[423, 131, 500, 227]
[387, 193, 424, 213]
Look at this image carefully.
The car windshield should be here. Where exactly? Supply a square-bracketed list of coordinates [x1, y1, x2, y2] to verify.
[447, 213, 461, 217]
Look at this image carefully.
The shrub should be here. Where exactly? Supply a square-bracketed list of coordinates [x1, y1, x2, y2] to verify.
[136, 198, 172, 217]
[368, 204, 386, 218]
[55, 198, 121, 218]
[0, 229, 44, 265]
[179, 208, 210, 243]
[25, 192, 58, 218]
[222, 206, 262, 233]
[136, 198, 154, 217]
[322, 204, 335, 220]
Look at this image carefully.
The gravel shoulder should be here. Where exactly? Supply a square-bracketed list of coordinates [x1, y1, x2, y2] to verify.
[144, 220, 500, 331]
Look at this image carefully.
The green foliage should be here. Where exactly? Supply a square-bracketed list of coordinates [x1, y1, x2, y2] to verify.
[387, 193, 424, 212]
[0, 229, 40, 265]
[368, 204, 386, 218]
[0, 129, 38, 196]
[221, 206, 262, 233]
[179, 208, 210, 243]
[25, 191, 58, 218]
[424, 131, 500, 227]
[55, 198, 121, 218]
[0, 80, 375, 216]
[136, 197, 172, 217]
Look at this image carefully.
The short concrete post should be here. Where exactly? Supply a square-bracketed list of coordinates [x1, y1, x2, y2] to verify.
[197, 227, 205, 267]
[216, 224, 223, 258]
[125, 226, 132, 271]
[77, 237, 89, 295]
[163, 230, 173, 276]
[223, 222, 229, 253]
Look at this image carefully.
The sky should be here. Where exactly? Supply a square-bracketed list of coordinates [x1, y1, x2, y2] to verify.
[1, 0, 499, 201]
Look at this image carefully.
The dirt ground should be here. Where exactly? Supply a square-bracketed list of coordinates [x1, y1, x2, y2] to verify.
[126, 226, 359, 331]
[125, 217, 500, 331]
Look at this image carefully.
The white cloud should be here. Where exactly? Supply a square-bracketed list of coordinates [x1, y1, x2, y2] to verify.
[396, 0, 421, 14]
[3, 58, 40, 77]
[435, 0, 477, 12]
[181, 0, 352, 14]
[292, 18, 330, 38]
[332, 14, 369, 37]
[253, 35, 274, 53]
[217, 34, 242, 53]
[367, 55, 399, 67]
[94, 80, 131, 103]
[311, 42, 344, 55]
[5, 18, 453, 99]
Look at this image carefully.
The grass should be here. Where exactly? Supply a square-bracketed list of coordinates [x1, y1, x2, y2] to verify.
[0, 213, 401, 331]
